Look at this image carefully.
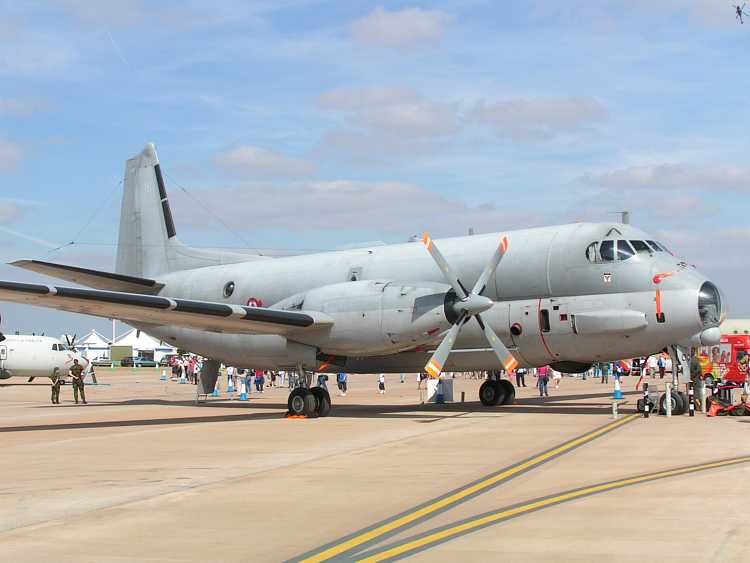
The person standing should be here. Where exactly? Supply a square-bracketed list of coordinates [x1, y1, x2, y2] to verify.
[317, 373, 328, 391]
[226, 365, 235, 387]
[601, 362, 610, 384]
[552, 368, 562, 389]
[255, 370, 265, 393]
[378, 373, 386, 394]
[337, 372, 348, 396]
[400, 372, 406, 384]
[537, 366, 549, 398]
[657, 355, 666, 379]
[69, 359, 87, 404]
[515, 367, 527, 387]
[50, 368, 61, 404]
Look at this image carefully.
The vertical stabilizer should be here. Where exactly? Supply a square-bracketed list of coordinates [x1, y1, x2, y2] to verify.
[116, 144, 268, 278]
[116, 143, 175, 277]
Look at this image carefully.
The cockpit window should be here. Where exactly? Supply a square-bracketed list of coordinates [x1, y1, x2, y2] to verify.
[616, 240, 635, 260]
[52, 344, 58, 351]
[698, 282, 723, 328]
[585, 242, 599, 263]
[600, 240, 615, 262]
[646, 240, 663, 252]
[630, 240, 651, 254]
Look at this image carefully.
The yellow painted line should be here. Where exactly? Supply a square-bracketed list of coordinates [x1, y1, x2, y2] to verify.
[297, 413, 639, 562]
[358, 455, 750, 562]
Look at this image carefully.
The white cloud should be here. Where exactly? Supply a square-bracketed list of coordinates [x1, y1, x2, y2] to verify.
[170, 180, 536, 236]
[0, 198, 37, 225]
[350, 6, 452, 48]
[214, 146, 316, 178]
[581, 163, 750, 191]
[471, 97, 607, 142]
[317, 86, 459, 145]
[59, 0, 143, 24]
[316, 87, 417, 111]
[0, 137, 22, 169]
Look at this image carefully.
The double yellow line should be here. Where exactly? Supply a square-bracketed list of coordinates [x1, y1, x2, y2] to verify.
[358, 455, 750, 562]
[295, 413, 639, 562]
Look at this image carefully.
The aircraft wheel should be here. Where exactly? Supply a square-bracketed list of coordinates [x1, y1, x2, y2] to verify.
[311, 387, 331, 417]
[659, 392, 683, 415]
[479, 380, 504, 407]
[498, 379, 515, 405]
[288, 388, 318, 417]
[677, 391, 689, 415]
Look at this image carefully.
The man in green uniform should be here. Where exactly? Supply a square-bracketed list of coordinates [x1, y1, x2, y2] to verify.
[69, 359, 87, 404]
[50, 368, 61, 404]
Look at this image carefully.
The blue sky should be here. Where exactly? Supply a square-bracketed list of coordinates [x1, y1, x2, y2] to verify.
[0, 0, 748, 337]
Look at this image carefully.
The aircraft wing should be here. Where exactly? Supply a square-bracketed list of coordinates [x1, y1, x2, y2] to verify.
[0, 281, 333, 336]
[11, 260, 164, 294]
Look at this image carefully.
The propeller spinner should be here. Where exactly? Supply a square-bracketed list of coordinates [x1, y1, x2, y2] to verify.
[421, 233, 518, 378]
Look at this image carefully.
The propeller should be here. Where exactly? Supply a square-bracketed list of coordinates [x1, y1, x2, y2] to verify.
[421, 233, 518, 378]
[64, 333, 78, 351]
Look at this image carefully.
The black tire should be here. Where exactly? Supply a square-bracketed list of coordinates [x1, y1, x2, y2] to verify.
[311, 387, 331, 417]
[288, 388, 317, 417]
[479, 380, 504, 407]
[677, 391, 689, 415]
[636, 398, 644, 412]
[659, 392, 684, 415]
[498, 379, 515, 406]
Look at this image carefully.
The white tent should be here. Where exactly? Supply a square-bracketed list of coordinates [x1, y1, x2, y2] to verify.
[114, 328, 176, 362]
[76, 329, 111, 360]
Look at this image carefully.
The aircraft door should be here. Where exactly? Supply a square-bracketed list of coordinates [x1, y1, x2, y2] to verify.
[508, 300, 551, 366]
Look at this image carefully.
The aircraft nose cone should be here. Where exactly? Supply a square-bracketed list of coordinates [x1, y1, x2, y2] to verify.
[457, 294, 494, 316]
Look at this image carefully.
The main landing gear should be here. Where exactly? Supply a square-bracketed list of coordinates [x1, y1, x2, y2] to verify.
[479, 378, 515, 407]
[286, 365, 331, 418]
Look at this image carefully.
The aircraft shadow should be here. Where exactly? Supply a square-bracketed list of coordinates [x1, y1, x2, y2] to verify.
[3, 390, 638, 432]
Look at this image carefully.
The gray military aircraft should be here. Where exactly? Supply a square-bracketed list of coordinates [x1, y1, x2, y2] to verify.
[0, 144, 726, 416]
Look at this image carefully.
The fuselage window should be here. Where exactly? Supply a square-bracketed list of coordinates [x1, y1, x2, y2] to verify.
[540, 309, 551, 332]
[630, 240, 651, 254]
[585, 242, 599, 263]
[600, 240, 615, 262]
[616, 240, 635, 261]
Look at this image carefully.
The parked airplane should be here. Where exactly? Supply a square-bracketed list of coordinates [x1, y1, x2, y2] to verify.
[0, 144, 725, 416]
[0, 332, 89, 382]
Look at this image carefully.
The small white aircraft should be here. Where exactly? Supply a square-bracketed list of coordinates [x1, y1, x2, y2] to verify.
[0, 332, 89, 382]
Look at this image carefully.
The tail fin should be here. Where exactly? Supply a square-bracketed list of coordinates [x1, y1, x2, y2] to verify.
[116, 144, 267, 278]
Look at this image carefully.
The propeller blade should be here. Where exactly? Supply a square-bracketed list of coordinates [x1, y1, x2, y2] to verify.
[475, 314, 518, 372]
[471, 236, 509, 296]
[422, 232, 468, 299]
[424, 317, 465, 378]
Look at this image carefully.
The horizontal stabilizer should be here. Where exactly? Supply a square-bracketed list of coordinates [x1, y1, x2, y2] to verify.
[0, 280, 334, 336]
[11, 260, 164, 294]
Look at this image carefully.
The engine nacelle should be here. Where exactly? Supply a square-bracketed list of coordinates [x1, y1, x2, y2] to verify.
[274, 280, 454, 356]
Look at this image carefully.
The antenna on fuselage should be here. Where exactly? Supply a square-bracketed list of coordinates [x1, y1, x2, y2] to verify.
[609, 211, 630, 224]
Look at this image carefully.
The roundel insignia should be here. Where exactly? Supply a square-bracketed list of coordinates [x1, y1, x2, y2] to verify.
[602, 273, 613, 284]
[246, 297, 264, 308]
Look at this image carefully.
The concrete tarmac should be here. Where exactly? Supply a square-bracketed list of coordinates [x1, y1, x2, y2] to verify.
[0, 370, 748, 562]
